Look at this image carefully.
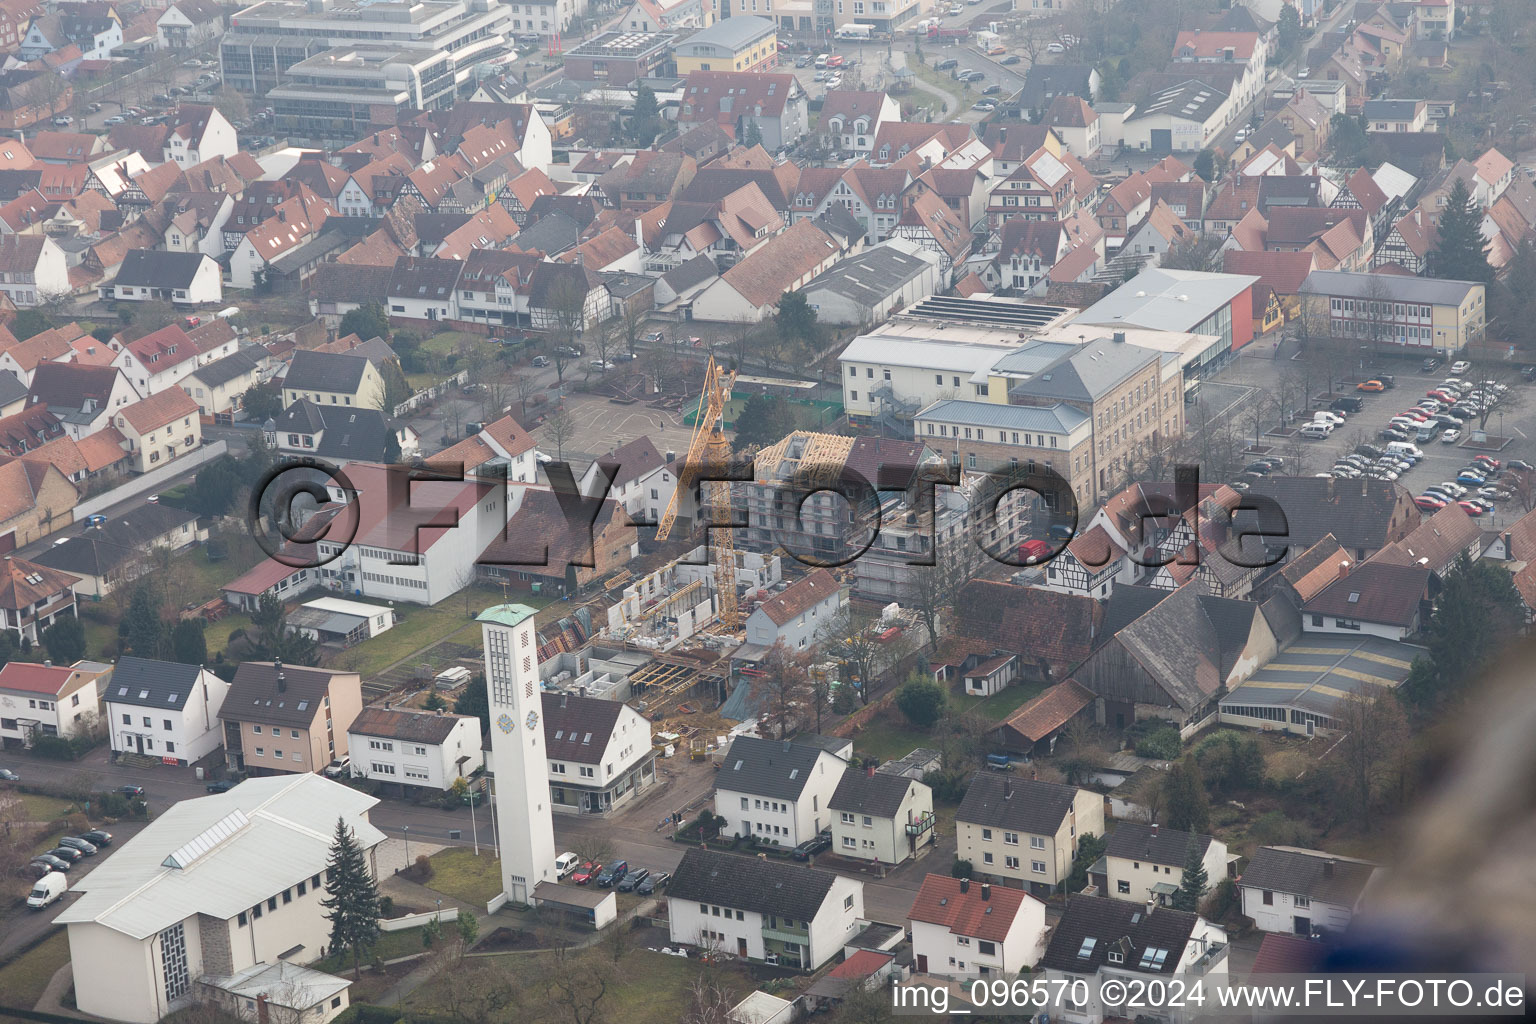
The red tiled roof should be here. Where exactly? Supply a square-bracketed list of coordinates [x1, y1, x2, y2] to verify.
[828, 950, 893, 979]
[0, 660, 76, 695]
[908, 874, 1034, 942]
[757, 568, 839, 626]
[1001, 679, 1095, 743]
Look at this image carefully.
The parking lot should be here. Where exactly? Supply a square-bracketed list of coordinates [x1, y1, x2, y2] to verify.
[1242, 359, 1536, 529]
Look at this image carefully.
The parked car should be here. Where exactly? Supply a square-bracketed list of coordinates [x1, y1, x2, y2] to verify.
[555, 852, 579, 878]
[1509, 459, 1534, 473]
[116, 785, 145, 798]
[972, 100, 997, 111]
[206, 779, 239, 793]
[27, 871, 67, 909]
[795, 54, 812, 67]
[57, 837, 97, 856]
[1434, 481, 1468, 497]
[1381, 428, 1410, 441]
[935, 58, 959, 70]
[642, 331, 663, 344]
[595, 860, 629, 887]
[79, 829, 111, 847]
[1458, 500, 1488, 517]
[1000, 54, 1021, 65]
[46, 846, 82, 863]
[636, 871, 670, 895]
[1457, 471, 1487, 486]
[1415, 495, 1448, 511]
[31, 854, 71, 873]
[572, 861, 600, 884]
[1450, 360, 1471, 375]
[323, 758, 350, 778]
[103, 114, 126, 125]
[1441, 428, 1462, 443]
[0, 767, 17, 781]
[589, 359, 614, 371]
[793, 830, 833, 860]
[531, 355, 550, 368]
[981, 83, 1002, 95]
[617, 868, 651, 892]
[1422, 357, 1443, 373]
[1356, 379, 1385, 392]
[1473, 455, 1500, 469]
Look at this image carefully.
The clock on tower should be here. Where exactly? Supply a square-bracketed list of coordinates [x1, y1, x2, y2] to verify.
[477, 604, 555, 906]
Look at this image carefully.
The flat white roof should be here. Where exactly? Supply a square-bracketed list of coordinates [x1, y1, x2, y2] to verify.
[1030, 324, 1222, 369]
[839, 335, 1014, 373]
[302, 596, 395, 618]
[203, 962, 351, 1008]
[58, 774, 384, 940]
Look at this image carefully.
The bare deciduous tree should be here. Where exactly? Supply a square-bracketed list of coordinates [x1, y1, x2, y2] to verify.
[750, 640, 813, 739]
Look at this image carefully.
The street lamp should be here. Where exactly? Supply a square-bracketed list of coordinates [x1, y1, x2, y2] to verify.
[403, 825, 410, 863]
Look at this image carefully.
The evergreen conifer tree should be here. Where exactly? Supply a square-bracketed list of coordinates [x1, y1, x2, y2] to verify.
[1171, 835, 1209, 912]
[321, 817, 382, 977]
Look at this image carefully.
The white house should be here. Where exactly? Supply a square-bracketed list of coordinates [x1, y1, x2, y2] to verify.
[539, 690, 658, 815]
[1040, 895, 1229, 1024]
[577, 435, 676, 527]
[115, 324, 202, 398]
[0, 235, 70, 307]
[743, 568, 846, 652]
[714, 734, 849, 847]
[829, 764, 935, 865]
[1120, 80, 1232, 153]
[667, 846, 865, 969]
[113, 386, 202, 474]
[162, 105, 239, 168]
[435, 414, 541, 483]
[908, 874, 1047, 978]
[156, 0, 226, 50]
[0, 660, 109, 748]
[111, 250, 223, 306]
[104, 657, 230, 767]
[57, 774, 386, 1024]
[1102, 822, 1229, 907]
[1237, 846, 1381, 937]
[820, 91, 902, 157]
[837, 333, 1007, 427]
[1299, 561, 1429, 640]
[347, 706, 483, 792]
[798, 240, 941, 327]
[955, 774, 1105, 899]
[199, 962, 350, 1024]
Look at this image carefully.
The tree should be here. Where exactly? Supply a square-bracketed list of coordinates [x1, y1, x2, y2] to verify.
[170, 618, 207, 665]
[751, 640, 812, 739]
[571, 835, 614, 868]
[41, 614, 85, 663]
[544, 405, 577, 460]
[775, 290, 819, 357]
[815, 606, 896, 705]
[321, 816, 382, 978]
[1192, 148, 1216, 183]
[1277, 4, 1302, 58]
[740, 117, 763, 149]
[375, 361, 412, 417]
[381, 426, 402, 465]
[211, 87, 249, 126]
[1162, 758, 1210, 833]
[1333, 692, 1409, 829]
[456, 910, 479, 951]
[1326, 112, 1369, 167]
[1160, 233, 1225, 272]
[1401, 553, 1524, 711]
[909, 532, 987, 656]
[1428, 177, 1493, 283]
[544, 951, 613, 1024]
[680, 976, 735, 1024]
[1170, 836, 1209, 912]
[339, 303, 390, 342]
[455, 673, 490, 732]
[629, 85, 662, 146]
[732, 393, 796, 449]
[247, 593, 318, 665]
[512, 373, 539, 419]
[241, 383, 283, 422]
[11, 307, 53, 341]
[119, 582, 167, 659]
[423, 690, 448, 711]
[895, 676, 946, 728]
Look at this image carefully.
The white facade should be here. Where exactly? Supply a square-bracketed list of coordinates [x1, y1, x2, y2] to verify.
[349, 714, 483, 792]
[0, 235, 70, 308]
[667, 872, 864, 969]
[544, 694, 656, 815]
[1106, 842, 1229, 906]
[106, 669, 230, 767]
[113, 255, 224, 305]
[58, 775, 384, 1024]
[482, 603, 557, 905]
[1042, 917, 1228, 1024]
[715, 749, 845, 847]
[829, 776, 934, 865]
[164, 109, 239, 167]
[0, 676, 101, 745]
[577, 458, 676, 527]
[909, 884, 1047, 978]
[157, 4, 225, 49]
[839, 335, 1004, 421]
[743, 584, 847, 651]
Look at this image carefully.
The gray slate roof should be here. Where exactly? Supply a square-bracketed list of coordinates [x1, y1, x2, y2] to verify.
[802, 244, 932, 306]
[1299, 269, 1481, 306]
[668, 846, 839, 921]
[114, 250, 209, 289]
[718, 734, 840, 801]
[1106, 822, 1213, 868]
[955, 773, 1081, 835]
[1006, 338, 1166, 403]
[284, 350, 369, 394]
[1041, 894, 1200, 975]
[103, 657, 205, 711]
[0, 370, 28, 408]
[918, 398, 1089, 433]
[829, 766, 914, 818]
[34, 504, 199, 578]
[1239, 846, 1378, 905]
[219, 661, 352, 728]
[190, 348, 262, 389]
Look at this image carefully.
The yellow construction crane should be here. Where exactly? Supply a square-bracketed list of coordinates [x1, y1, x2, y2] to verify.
[655, 356, 740, 631]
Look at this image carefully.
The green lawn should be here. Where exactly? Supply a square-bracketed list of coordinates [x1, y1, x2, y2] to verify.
[313, 926, 430, 974]
[205, 612, 255, 660]
[852, 720, 936, 763]
[955, 682, 1048, 722]
[16, 793, 76, 822]
[0, 930, 70, 1012]
[425, 847, 504, 907]
[330, 587, 543, 677]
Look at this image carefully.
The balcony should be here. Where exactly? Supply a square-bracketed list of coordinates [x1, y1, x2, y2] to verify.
[761, 922, 808, 945]
[1188, 941, 1228, 976]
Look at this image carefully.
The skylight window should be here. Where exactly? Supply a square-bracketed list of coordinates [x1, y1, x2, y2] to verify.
[168, 694, 178, 704]
[139, 690, 149, 699]
[1076, 938, 1097, 958]
[1138, 948, 1169, 970]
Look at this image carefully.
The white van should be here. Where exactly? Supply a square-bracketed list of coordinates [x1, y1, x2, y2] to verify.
[28, 871, 66, 909]
[1385, 441, 1424, 459]
[1300, 423, 1332, 439]
[1313, 411, 1345, 426]
[814, 53, 830, 68]
[554, 852, 579, 878]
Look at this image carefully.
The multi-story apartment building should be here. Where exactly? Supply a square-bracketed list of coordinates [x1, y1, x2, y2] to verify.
[956, 775, 1105, 899]
[1298, 269, 1486, 357]
[217, 661, 364, 776]
[347, 706, 483, 792]
[219, 0, 515, 95]
[105, 657, 230, 767]
[267, 47, 458, 139]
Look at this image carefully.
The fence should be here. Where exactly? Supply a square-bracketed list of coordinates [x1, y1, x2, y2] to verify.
[379, 907, 459, 932]
[486, 892, 510, 915]
[393, 370, 470, 419]
[72, 441, 228, 521]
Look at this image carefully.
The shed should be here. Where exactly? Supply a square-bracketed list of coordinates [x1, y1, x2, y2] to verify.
[728, 990, 795, 1024]
[532, 881, 617, 929]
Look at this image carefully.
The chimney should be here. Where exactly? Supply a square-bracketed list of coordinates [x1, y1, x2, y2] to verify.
[276, 667, 286, 693]
[1324, 858, 1336, 878]
[1151, 822, 1158, 837]
[1112, 331, 1126, 344]
[256, 995, 269, 1024]
[560, 692, 568, 708]
[959, 877, 970, 894]
[867, 762, 875, 778]
[1145, 897, 1157, 916]
[1339, 560, 1351, 578]
[43, 660, 50, 667]
[981, 883, 990, 901]
[1003, 779, 1012, 799]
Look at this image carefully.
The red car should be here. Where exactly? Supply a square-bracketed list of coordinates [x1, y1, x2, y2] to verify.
[1472, 455, 1500, 469]
[1458, 500, 1486, 517]
[1414, 495, 1447, 511]
[572, 862, 600, 884]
